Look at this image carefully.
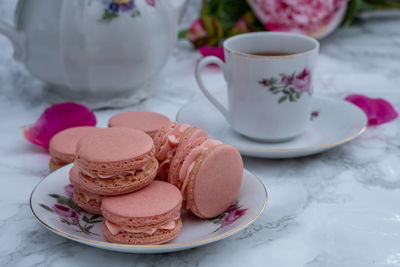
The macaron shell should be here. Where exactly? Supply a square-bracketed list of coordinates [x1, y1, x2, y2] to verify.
[76, 158, 158, 195]
[49, 158, 67, 172]
[73, 188, 102, 215]
[49, 126, 98, 162]
[166, 127, 207, 185]
[186, 144, 243, 218]
[108, 111, 170, 134]
[168, 136, 208, 187]
[69, 166, 103, 214]
[101, 181, 182, 225]
[76, 127, 154, 163]
[76, 128, 156, 177]
[102, 218, 182, 245]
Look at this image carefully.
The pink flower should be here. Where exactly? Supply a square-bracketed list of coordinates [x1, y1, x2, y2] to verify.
[23, 102, 96, 149]
[187, 17, 223, 48]
[247, 0, 348, 39]
[226, 203, 239, 213]
[53, 204, 80, 220]
[64, 184, 74, 199]
[281, 75, 292, 86]
[293, 68, 312, 92]
[145, 0, 155, 7]
[345, 94, 399, 126]
[235, 18, 250, 33]
[221, 208, 247, 227]
[198, 46, 225, 62]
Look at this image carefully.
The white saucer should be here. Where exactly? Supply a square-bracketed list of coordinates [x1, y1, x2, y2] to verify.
[30, 164, 267, 254]
[177, 95, 367, 158]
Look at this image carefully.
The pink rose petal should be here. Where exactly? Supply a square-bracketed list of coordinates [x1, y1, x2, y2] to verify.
[345, 94, 398, 126]
[198, 46, 225, 62]
[23, 102, 97, 149]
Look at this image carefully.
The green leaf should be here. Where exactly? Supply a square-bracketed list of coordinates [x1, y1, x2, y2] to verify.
[278, 96, 288, 104]
[178, 29, 188, 39]
[82, 216, 90, 223]
[289, 95, 296, 102]
[48, 194, 61, 199]
[90, 214, 101, 220]
[131, 10, 141, 18]
[102, 9, 118, 22]
[60, 218, 72, 225]
[56, 196, 78, 210]
[296, 92, 301, 99]
[342, 0, 362, 26]
[289, 88, 296, 93]
[40, 204, 53, 212]
[282, 90, 291, 95]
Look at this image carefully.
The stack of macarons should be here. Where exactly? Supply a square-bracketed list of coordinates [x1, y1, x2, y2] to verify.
[68, 126, 184, 245]
[54, 111, 243, 245]
[70, 127, 158, 213]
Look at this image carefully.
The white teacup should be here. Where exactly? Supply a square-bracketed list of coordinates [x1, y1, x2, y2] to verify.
[195, 32, 319, 142]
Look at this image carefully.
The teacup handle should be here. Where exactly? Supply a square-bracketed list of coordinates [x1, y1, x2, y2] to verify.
[195, 56, 230, 122]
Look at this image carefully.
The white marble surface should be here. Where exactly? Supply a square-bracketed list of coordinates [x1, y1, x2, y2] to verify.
[1, 1, 400, 266]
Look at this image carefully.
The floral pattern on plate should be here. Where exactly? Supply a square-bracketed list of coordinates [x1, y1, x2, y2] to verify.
[210, 201, 248, 233]
[259, 68, 313, 104]
[40, 184, 103, 236]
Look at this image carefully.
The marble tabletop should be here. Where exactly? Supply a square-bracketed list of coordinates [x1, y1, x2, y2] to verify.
[1, 1, 400, 266]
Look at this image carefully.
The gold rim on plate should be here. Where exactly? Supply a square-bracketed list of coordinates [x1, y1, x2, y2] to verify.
[30, 171, 268, 249]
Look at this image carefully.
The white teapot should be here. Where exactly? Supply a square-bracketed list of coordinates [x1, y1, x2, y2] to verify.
[0, 0, 187, 108]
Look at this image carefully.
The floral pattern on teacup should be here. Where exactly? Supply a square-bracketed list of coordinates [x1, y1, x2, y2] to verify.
[100, 0, 156, 22]
[259, 67, 313, 104]
[311, 110, 320, 121]
[40, 184, 103, 236]
[210, 201, 248, 233]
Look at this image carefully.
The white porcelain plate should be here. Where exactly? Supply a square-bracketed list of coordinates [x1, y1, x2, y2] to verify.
[30, 165, 267, 254]
[177, 95, 367, 158]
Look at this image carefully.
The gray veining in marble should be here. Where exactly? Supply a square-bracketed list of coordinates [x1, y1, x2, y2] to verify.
[0, 0, 400, 266]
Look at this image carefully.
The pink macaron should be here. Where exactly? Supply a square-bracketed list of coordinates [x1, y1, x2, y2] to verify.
[108, 111, 171, 139]
[74, 127, 158, 195]
[169, 137, 243, 218]
[153, 122, 207, 180]
[69, 166, 103, 215]
[101, 181, 183, 245]
[49, 126, 98, 171]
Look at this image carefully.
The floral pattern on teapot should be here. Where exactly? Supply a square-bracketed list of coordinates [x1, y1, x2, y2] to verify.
[99, 0, 156, 22]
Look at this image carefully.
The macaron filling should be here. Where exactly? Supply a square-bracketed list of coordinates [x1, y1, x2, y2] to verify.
[79, 169, 139, 179]
[76, 189, 103, 203]
[104, 218, 179, 236]
[156, 123, 190, 179]
[178, 138, 222, 199]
